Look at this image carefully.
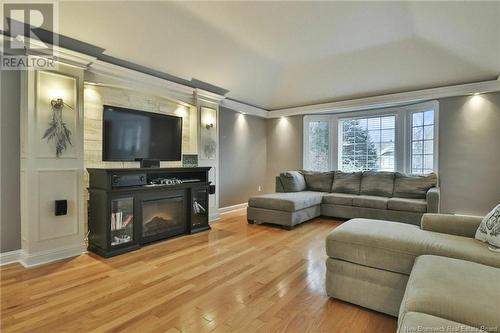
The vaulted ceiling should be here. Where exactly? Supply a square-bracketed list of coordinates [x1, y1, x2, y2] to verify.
[59, 1, 500, 110]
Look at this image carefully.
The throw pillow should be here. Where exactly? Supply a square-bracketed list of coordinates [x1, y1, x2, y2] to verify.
[279, 171, 306, 192]
[475, 203, 500, 249]
[300, 170, 334, 192]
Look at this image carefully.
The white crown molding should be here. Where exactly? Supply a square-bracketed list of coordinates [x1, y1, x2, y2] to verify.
[269, 79, 500, 118]
[87, 60, 198, 104]
[0, 250, 23, 266]
[0, 34, 97, 68]
[220, 99, 269, 118]
[194, 88, 226, 105]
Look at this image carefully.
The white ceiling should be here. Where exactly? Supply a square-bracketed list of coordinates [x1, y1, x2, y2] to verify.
[59, 1, 500, 110]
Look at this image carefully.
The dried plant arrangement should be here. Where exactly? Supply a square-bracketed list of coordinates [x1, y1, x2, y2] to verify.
[42, 98, 73, 158]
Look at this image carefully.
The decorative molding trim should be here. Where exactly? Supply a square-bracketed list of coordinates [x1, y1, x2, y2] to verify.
[269, 79, 500, 118]
[0, 250, 23, 266]
[0, 35, 97, 68]
[220, 99, 268, 118]
[218, 202, 248, 214]
[20, 244, 86, 268]
[194, 88, 226, 105]
[87, 60, 197, 104]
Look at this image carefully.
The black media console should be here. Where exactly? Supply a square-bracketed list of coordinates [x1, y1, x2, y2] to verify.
[87, 167, 212, 257]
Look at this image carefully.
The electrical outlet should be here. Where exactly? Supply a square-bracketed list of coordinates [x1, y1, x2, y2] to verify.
[258, 186, 262, 192]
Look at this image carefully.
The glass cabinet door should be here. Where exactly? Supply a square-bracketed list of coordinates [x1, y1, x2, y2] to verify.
[110, 197, 134, 246]
[191, 187, 209, 231]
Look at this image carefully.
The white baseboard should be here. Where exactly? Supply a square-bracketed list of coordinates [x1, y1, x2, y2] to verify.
[21, 244, 86, 268]
[0, 244, 87, 268]
[218, 202, 248, 214]
[0, 250, 23, 266]
[209, 212, 220, 222]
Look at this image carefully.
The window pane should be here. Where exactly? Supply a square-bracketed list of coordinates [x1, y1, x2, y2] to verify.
[307, 121, 329, 171]
[413, 112, 423, 126]
[423, 140, 433, 154]
[357, 118, 367, 129]
[412, 141, 423, 154]
[367, 118, 380, 130]
[423, 155, 433, 170]
[412, 127, 423, 140]
[424, 125, 434, 140]
[412, 155, 422, 169]
[339, 115, 395, 172]
[381, 129, 395, 142]
[368, 130, 380, 142]
[424, 110, 434, 125]
[381, 116, 395, 129]
[411, 110, 436, 174]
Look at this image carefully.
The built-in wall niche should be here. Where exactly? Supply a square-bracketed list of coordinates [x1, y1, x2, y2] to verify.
[200, 106, 217, 160]
[36, 71, 78, 159]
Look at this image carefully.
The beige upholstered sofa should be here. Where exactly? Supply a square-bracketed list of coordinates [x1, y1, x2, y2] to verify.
[325, 214, 500, 332]
[248, 170, 440, 228]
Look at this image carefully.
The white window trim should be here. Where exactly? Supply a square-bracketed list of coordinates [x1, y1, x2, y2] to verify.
[303, 100, 439, 174]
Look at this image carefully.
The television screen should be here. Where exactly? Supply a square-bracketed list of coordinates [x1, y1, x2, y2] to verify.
[102, 105, 182, 161]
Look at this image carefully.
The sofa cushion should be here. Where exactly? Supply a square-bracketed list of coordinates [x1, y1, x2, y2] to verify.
[393, 172, 438, 199]
[388, 197, 427, 213]
[353, 195, 389, 209]
[397, 312, 482, 333]
[325, 219, 500, 275]
[279, 171, 306, 192]
[248, 191, 324, 212]
[360, 171, 395, 197]
[399, 255, 500, 331]
[331, 171, 361, 194]
[300, 170, 334, 192]
[322, 193, 355, 206]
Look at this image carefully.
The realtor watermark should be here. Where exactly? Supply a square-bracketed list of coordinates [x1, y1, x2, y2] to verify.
[1, 2, 58, 70]
[403, 325, 498, 332]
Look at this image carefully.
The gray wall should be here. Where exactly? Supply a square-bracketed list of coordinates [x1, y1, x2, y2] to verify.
[264, 94, 500, 215]
[1, 70, 22, 252]
[266, 115, 304, 191]
[438, 92, 500, 215]
[219, 107, 267, 207]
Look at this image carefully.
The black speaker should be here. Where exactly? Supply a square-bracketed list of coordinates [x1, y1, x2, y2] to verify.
[55, 200, 67, 216]
[137, 159, 160, 168]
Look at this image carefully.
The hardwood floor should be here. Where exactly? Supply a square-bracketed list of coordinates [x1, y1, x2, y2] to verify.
[0, 211, 397, 333]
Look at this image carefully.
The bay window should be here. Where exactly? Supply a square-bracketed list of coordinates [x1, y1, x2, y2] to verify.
[303, 101, 438, 175]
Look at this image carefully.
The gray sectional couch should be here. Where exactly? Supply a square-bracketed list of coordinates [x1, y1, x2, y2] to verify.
[247, 170, 439, 228]
[325, 214, 500, 332]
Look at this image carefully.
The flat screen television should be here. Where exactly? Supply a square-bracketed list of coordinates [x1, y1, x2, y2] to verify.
[102, 105, 182, 161]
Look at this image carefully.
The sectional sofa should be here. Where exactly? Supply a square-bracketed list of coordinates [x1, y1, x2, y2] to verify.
[326, 214, 500, 332]
[247, 170, 439, 228]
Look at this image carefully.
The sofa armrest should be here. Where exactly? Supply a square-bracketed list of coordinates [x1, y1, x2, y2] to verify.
[275, 176, 285, 192]
[426, 187, 440, 213]
[420, 213, 483, 238]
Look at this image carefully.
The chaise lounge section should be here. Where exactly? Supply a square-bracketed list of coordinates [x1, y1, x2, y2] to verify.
[248, 170, 439, 228]
[326, 214, 500, 320]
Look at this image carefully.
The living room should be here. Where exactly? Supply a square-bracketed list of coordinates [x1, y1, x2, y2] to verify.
[1, 1, 499, 332]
